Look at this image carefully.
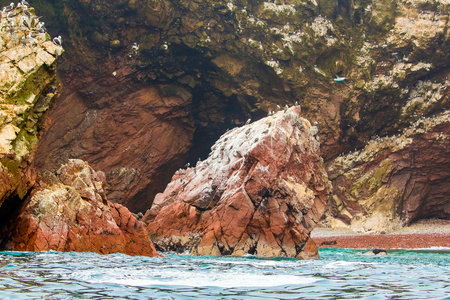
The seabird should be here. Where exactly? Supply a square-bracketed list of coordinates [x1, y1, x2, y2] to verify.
[7, 12, 19, 18]
[4, 2, 14, 12]
[52, 35, 62, 46]
[21, 16, 30, 29]
[21, 36, 26, 46]
[27, 32, 38, 46]
[23, 6, 32, 18]
[21, 0, 30, 6]
[333, 74, 347, 82]
[246, 118, 251, 125]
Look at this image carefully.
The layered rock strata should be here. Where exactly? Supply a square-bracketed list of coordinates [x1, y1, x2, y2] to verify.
[0, 2, 63, 234]
[9, 159, 159, 256]
[144, 106, 332, 258]
[321, 111, 450, 233]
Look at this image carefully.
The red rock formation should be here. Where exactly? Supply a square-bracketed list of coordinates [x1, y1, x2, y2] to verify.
[9, 159, 160, 256]
[144, 106, 332, 258]
[322, 111, 450, 233]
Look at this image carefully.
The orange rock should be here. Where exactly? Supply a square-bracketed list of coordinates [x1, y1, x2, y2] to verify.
[144, 107, 332, 258]
[9, 159, 160, 257]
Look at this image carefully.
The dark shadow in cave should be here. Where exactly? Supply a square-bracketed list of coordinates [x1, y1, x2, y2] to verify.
[0, 192, 30, 250]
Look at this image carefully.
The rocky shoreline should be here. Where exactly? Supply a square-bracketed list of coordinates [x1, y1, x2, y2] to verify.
[312, 220, 450, 249]
[313, 233, 450, 250]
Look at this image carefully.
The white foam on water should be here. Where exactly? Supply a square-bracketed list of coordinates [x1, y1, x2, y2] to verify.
[399, 247, 450, 252]
[107, 274, 317, 288]
[323, 260, 374, 269]
[71, 268, 317, 288]
[212, 259, 299, 268]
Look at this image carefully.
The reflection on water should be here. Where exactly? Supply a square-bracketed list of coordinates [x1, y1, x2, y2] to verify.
[0, 248, 449, 299]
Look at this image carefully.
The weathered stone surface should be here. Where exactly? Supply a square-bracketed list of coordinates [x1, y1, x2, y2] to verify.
[321, 111, 450, 233]
[25, 0, 450, 215]
[35, 86, 195, 212]
[9, 159, 160, 256]
[0, 3, 64, 226]
[144, 106, 332, 258]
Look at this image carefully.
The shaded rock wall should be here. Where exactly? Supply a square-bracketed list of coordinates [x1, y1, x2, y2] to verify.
[322, 111, 450, 233]
[17, 0, 449, 214]
[9, 159, 160, 256]
[144, 107, 332, 258]
[0, 2, 63, 245]
[35, 85, 195, 212]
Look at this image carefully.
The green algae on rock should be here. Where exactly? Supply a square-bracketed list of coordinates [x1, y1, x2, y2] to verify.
[0, 2, 64, 227]
[321, 111, 450, 233]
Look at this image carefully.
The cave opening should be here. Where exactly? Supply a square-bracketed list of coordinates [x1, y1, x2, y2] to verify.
[0, 193, 29, 250]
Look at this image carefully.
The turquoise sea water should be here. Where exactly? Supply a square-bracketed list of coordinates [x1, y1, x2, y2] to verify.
[0, 248, 449, 299]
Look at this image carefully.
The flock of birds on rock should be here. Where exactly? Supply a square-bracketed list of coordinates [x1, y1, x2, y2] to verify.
[266, 101, 300, 116]
[0, 1, 61, 49]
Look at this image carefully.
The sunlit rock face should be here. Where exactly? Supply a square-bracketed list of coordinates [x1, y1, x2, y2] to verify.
[144, 107, 332, 258]
[9, 159, 160, 257]
[322, 111, 450, 233]
[0, 2, 63, 244]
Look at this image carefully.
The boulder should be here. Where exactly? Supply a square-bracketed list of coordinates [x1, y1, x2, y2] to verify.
[9, 159, 160, 256]
[144, 106, 332, 258]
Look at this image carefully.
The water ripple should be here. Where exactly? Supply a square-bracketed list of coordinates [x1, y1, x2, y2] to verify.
[0, 248, 449, 299]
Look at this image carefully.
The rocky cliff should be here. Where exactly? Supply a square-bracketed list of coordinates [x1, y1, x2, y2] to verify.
[0, 3, 160, 257]
[9, 159, 159, 256]
[1, 0, 447, 242]
[321, 111, 449, 233]
[0, 2, 63, 246]
[14, 0, 448, 218]
[144, 106, 332, 258]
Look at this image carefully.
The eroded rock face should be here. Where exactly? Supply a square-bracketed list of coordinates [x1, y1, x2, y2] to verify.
[322, 111, 450, 233]
[0, 3, 63, 236]
[25, 0, 450, 213]
[35, 85, 195, 212]
[9, 159, 159, 256]
[144, 106, 332, 258]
